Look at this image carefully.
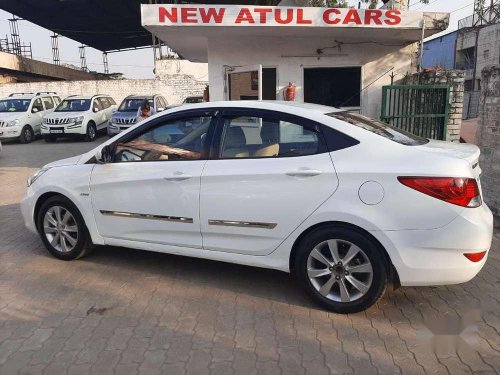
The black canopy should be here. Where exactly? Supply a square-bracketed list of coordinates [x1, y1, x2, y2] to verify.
[0, 0, 280, 52]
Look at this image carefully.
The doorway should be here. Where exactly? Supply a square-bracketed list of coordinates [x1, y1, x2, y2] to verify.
[228, 66, 277, 101]
[304, 67, 361, 108]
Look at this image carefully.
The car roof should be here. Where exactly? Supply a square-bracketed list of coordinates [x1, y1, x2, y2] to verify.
[64, 95, 109, 100]
[3, 92, 59, 100]
[172, 100, 342, 115]
[125, 95, 162, 100]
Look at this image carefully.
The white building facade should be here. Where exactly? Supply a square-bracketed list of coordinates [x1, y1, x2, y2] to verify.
[142, 4, 449, 118]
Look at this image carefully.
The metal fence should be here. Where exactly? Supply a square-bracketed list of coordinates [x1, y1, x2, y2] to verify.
[381, 84, 450, 141]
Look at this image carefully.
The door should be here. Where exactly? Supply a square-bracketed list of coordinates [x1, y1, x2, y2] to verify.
[91, 110, 216, 248]
[92, 98, 107, 129]
[200, 109, 338, 256]
[226, 65, 262, 101]
[30, 98, 45, 133]
[97, 97, 113, 129]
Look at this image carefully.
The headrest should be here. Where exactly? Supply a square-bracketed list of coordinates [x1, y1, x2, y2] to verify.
[225, 126, 246, 148]
[261, 121, 279, 144]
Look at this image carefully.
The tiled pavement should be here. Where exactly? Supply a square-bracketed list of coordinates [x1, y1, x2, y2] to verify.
[0, 138, 499, 375]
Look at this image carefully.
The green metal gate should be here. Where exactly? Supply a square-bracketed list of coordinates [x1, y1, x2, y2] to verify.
[380, 84, 451, 140]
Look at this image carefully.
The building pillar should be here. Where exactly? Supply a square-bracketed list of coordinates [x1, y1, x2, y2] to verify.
[476, 65, 500, 218]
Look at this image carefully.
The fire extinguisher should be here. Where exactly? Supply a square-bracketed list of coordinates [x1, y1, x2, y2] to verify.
[283, 82, 296, 101]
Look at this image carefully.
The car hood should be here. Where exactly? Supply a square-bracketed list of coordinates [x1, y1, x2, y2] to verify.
[0, 112, 24, 121]
[44, 155, 82, 168]
[112, 111, 137, 120]
[45, 111, 86, 119]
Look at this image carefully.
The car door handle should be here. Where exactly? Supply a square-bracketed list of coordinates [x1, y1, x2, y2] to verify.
[286, 168, 323, 177]
[164, 172, 192, 181]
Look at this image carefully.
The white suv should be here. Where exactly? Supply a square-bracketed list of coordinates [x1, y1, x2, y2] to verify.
[42, 95, 117, 142]
[0, 92, 61, 143]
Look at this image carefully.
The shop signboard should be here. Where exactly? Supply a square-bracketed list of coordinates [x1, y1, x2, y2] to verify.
[142, 4, 425, 29]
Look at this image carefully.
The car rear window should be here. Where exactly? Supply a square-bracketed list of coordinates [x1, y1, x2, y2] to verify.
[327, 112, 428, 146]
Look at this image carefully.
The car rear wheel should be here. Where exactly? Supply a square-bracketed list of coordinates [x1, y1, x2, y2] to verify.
[19, 126, 34, 144]
[85, 122, 97, 142]
[37, 196, 93, 260]
[294, 227, 387, 313]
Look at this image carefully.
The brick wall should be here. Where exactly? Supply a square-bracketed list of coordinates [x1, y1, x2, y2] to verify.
[401, 70, 465, 142]
[477, 65, 500, 217]
[0, 74, 207, 106]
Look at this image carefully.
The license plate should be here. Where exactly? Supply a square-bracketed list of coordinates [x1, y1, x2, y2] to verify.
[50, 130, 63, 134]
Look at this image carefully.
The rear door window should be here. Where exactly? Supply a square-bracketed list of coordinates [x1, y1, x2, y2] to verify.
[328, 112, 428, 146]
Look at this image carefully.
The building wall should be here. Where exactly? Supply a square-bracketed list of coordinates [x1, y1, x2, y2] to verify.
[476, 65, 500, 217]
[0, 75, 207, 106]
[155, 59, 208, 81]
[422, 31, 457, 69]
[207, 36, 417, 118]
[475, 23, 500, 84]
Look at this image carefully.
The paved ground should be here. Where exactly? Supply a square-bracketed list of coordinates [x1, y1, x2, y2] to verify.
[0, 137, 499, 375]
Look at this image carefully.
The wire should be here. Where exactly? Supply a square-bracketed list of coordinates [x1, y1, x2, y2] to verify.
[450, 3, 474, 13]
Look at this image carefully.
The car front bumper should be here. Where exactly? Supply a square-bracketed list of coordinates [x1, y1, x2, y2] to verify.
[41, 125, 85, 137]
[373, 203, 494, 286]
[0, 126, 22, 139]
[20, 187, 37, 234]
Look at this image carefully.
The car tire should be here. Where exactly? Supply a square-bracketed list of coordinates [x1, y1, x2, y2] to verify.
[37, 196, 94, 261]
[294, 226, 387, 314]
[19, 125, 34, 144]
[85, 122, 97, 142]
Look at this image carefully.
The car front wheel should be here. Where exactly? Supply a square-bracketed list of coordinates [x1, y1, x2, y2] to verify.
[85, 122, 97, 142]
[294, 227, 387, 313]
[37, 196, 93, 260]
[19, 126, 34, 144]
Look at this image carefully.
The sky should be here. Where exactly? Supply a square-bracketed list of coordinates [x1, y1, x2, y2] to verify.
[0, 0, 475, 79]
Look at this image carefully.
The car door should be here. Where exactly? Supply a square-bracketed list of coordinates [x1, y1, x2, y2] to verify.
[90, 109, 217, 248]
[95, 98, 110, 130]
[200, 108, 339, 256]
[30, 98, 45, 133]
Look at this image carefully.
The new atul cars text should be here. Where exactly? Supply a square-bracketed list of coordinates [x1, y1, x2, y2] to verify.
[21, 101, 493, 313]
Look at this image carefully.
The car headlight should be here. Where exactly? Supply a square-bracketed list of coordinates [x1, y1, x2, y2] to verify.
[27, 168, 50, 187]
[6, 119, 20, 127]
[71, 116, 84, 125]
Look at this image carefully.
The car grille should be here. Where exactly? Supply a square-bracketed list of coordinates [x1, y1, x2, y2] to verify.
[115, 118, 136, 125]
[46, 118, 71, 125]
[0, 121, 5, 128]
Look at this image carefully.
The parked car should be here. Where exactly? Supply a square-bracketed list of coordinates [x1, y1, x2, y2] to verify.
[182, 96, 204, 104]
[0, 140, 2, 155]
[108, 94, 169, 137]
[21, 101, 493, 313]
[0, 92, 61, 143]
[41, 95, 117, 142]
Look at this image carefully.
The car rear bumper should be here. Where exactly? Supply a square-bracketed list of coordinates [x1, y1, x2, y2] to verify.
[372, 203, 494, 286]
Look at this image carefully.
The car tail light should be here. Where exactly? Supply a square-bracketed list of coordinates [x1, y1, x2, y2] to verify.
[463, 251, 487, 262]
[397, 177, 481, 208]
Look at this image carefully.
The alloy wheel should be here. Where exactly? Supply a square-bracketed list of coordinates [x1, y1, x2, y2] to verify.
[25, 128, 32, 142]
[43, 206, 79, 253]
[307, 239, 373, 303]
[88, 125, 96, 140]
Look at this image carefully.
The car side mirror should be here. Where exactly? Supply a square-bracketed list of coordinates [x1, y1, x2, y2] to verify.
[32, 107, 39, 113]
[95, 145, 113, 164]
[93, 107, 98, 113]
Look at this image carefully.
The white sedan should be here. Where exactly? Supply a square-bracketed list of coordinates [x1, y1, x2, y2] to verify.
[21, 101, 493, 313]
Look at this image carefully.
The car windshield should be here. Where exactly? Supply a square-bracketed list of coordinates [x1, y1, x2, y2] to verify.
[183, 97, 203, 104]
[0, 99, 31, 113]
[119, 98, 153, 112]
[55, 99, 91, 112]
[328, 112, 428, 146]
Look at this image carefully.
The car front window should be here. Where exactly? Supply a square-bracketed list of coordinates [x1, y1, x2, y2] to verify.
[328, 112, 428, 146]
[114, 116, 211, 162]
[0, 99, 31, 112]
[118, 99, 153, 112]
[55, 99, 91, 112]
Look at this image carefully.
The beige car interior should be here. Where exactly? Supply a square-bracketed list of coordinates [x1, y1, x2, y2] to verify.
[222, 120, 280, 158]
